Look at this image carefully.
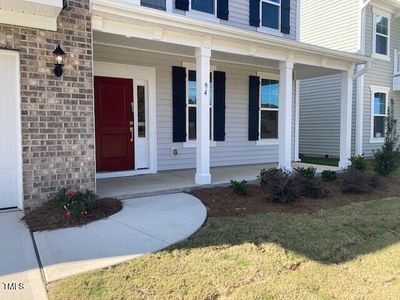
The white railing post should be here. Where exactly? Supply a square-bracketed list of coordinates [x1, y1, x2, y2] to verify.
[394, 49, 400, 76]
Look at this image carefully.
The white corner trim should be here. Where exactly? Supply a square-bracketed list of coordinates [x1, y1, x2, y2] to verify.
[0, 10, 58, 31]
[256, 139, 279, 146]
[93, 61, 158, 175]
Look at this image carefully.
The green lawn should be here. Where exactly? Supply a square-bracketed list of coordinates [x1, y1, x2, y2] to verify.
[300, 156, 339, 167]
[49, 198, 400, 300]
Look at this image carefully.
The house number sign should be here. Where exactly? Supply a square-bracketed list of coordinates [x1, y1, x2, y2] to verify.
[204, 82, 208, 95]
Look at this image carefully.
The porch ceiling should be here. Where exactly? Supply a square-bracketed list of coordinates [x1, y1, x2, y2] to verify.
[94, 31, 343, 80]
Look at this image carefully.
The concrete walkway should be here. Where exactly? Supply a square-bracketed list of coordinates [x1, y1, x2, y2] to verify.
[0, 211, 47, 300]
[34, 193, 207, 283]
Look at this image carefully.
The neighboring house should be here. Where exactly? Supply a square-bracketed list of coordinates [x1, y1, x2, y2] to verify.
[299, 0, 400, 158]
[0, 0, 366, 211]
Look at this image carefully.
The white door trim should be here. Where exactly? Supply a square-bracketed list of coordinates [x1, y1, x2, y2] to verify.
[0, 50, 23, 210]
[93, 61, 157, 179]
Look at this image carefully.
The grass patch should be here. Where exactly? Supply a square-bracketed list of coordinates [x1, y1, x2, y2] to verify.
[48, 198, 400, 300]
[300, 156, 339, 167]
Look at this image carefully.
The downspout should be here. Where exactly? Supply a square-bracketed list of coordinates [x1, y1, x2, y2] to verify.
[355, 1, 371, 155]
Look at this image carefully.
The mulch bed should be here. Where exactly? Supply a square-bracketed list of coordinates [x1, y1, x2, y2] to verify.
[192, 176, 400, 217]
[23, 198, 122, 232]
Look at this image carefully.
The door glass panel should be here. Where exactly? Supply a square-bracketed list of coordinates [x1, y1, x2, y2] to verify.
[137, 85, 146, 138]
[189, 107, 197, 140]
[188, 70, 197, 105]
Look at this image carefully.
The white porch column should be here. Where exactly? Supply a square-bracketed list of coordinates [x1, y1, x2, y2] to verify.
[278, 61, 294, 170]
[339, 69, 354, 169]
[195, 47, 212, 184]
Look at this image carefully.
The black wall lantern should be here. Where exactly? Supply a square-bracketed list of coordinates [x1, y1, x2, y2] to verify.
[53, 45, 65, 77]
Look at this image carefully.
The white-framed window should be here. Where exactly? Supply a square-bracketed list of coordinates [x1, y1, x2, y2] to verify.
[259, 0, 281, 33]
[370, 86, 390, 142]
[186, 0, 219, 22]
[372, 8, 391, 60]
[183, 63, 216, 146]
[258, 72, 280, 144]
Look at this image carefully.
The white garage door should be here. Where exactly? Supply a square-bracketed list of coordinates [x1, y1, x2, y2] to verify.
[0, 50, 22, 210]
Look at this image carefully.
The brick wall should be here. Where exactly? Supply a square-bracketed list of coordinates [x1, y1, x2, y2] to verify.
[0, 0, 95, 210]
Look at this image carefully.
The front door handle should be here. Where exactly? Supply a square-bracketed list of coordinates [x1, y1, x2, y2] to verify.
[129, 127, 134, 142]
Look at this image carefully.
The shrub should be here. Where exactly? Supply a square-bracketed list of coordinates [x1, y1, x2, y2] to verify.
[230, 180, 248, 196]
[374, 100, 400, 176]
[294, 166, 317, 179]
[341, 169, 381, 194]
[321, 170, 337, 182]
[301, 178, 329, 199]
[349, 155, 367, 172]
[55, 188, 98, 218]
[258, 168, 303, 203]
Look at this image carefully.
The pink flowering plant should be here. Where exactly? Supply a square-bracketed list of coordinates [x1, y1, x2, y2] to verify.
[55, 188, 97, 219]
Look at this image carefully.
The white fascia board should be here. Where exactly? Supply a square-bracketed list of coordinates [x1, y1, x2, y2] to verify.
[91, 0, 369, 69]
[0, 10, 58, 31]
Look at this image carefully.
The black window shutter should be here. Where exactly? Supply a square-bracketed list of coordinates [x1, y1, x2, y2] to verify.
[213, 71, 226, 141]
[175, 0, 189, 11]
[281, 0, 291, 34]
[249, 76, 260, 141]
[249, 0, 260, 27]
[172, 66, 187, 143]
[217, 0, 229, 20]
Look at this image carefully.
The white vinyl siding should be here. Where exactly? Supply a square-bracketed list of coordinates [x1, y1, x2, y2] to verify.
[300, 0, 360, 52]
[94, 44, 296, 170]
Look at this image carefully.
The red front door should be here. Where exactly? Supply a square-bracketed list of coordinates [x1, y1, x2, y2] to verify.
[95, 76, 134, 172]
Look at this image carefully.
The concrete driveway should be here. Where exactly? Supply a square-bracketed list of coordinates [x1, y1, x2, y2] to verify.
[34, 193, 207, 283]
[0, 211, 47, 300]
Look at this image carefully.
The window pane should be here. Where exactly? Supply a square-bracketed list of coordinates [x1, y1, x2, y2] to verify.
[140, 0, 166, 10]
[192, 0, 214, 14]
[137, 86, 146, 138]
[189, 107, 196, 140]
[376, 15, 388, 35]
[374, 92, 386, 114]
[261, 110, 278, 139]
[261, 79, 279, 109]
[262, 2, 280, 30]
[376, 35, 388, 55]
[374, 116, 385, 138]
[188, 70, 196, 105]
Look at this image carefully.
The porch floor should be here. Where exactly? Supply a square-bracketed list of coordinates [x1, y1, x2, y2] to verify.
[97, 163, 340, 199]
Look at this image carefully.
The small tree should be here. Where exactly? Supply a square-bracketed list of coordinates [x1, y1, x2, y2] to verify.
[374, 99, 400, 176]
